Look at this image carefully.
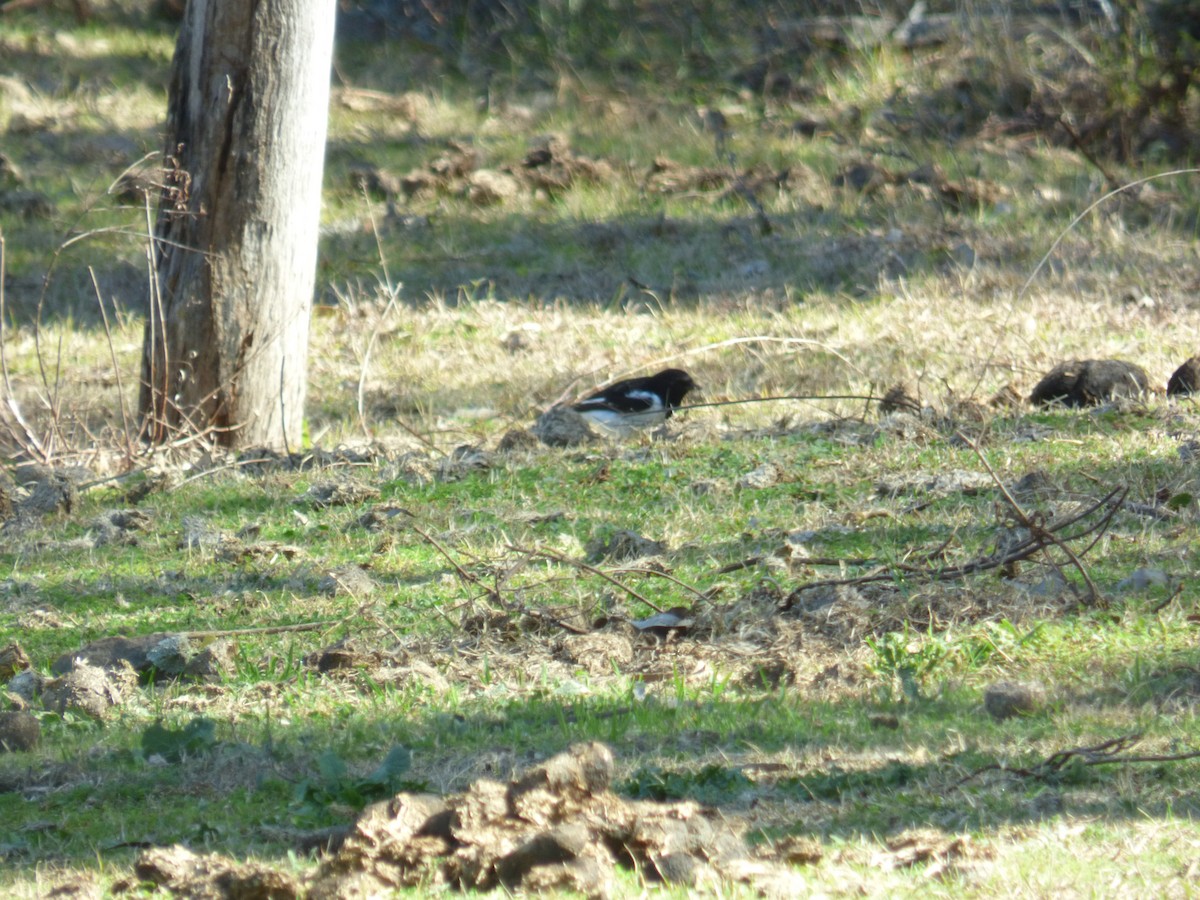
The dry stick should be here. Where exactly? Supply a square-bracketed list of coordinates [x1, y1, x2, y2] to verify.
[178, 620, 338, 639]
[959, 431, 1102, 603]
[412, 528, 588, 633]
[508, 544, 667, 614]
[352, 190, 440, 453]
[0, 231, 48, 461]
[87, 266, 136, 462]
[781, 486, 1125, 606]
[1055, 114, 1121, 192]
[550, 336, 871, 409]
[279, 355, 291, 458]
[675, 392, 883, 414]
[610, 567, 712, 603]
[141, 190, 170, 443]
[955, 732, 1200, 787]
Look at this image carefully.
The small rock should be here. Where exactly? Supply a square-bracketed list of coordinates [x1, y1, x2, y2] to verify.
[586, 529, 666, 563]
[983, 680, 1046, 720]
[8, 669, 45, 704]
[319, 564, 376, 597]
[737, 462, 782, 489]
[1116, 567, 1168, 591]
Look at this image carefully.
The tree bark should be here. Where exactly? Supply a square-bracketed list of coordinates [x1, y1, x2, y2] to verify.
[139, 0, 335, 450]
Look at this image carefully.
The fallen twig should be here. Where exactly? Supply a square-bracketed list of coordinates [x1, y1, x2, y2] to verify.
[507, 544, 667, 614]
[781, 485, 1125, 608]
[961, 431, 1104, 603]
[955, 733, 1200, 786]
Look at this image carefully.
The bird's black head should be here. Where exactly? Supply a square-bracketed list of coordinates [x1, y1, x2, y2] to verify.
[650, 368, 698, 408]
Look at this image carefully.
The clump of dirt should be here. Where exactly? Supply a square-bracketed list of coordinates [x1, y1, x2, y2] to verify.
[984, 680, 1048, 720]
[302, 479, 382, 508]
[128, 744, 805, 897]
[0, 710, 40, 752]
[1167, 356, 1200, 396]
[0, 641, 31, 679]
[135, 844, 302, 900]
[878, 383, 920, 415]
[132, 741, 801, 898]
[532, 405, 596, 448]
[1029, 359, 1151, 407]
[41, 660, 136, 719]
[586, 529, 667, 563]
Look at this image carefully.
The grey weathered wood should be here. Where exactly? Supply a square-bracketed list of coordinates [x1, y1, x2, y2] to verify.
[139, 0, 335, 450]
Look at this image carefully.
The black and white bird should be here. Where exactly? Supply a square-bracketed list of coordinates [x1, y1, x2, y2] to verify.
[572, 368, 698, 433]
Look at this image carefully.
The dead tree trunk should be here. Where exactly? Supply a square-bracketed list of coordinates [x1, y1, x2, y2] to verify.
[139, 0, 335, 450]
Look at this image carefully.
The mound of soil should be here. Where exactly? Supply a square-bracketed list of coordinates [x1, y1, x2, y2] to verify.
[1167, 356, 1200, 397]
[1029, 359, 1149, 407]
[137, 743, 800, 898]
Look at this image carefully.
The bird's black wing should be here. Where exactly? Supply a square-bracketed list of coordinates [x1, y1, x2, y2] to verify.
[574, 387, 660, 414]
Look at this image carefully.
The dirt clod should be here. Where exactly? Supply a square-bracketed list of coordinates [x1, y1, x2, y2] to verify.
[42, 660, 136, 719]
[302, 741, 791, 898]
[52, 632, 188, 678]
[586, 529, 666, 562]
[319, 564, 376, 597]
[1029, 359, 1149, 407]
[1167, 356, 1200, 396]
[532, 406, 596, 447]
[0, 642, 31, 680]
[0, 710, 40, 751]
[136, 844, 303, 900]
[879, 383, 920, 415]
[983, 680, 1047, 720]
